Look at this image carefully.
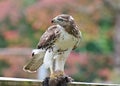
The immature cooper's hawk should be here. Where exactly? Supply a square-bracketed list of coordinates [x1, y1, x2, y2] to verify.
[23, 14, 82, 85]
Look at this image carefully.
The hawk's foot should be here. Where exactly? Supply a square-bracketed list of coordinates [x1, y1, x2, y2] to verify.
[42, 70, 73, 86]
[50, 70, 64, 79]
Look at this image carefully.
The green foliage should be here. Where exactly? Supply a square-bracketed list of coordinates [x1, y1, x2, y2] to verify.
[18, 17, 43, 47]
[0, 34, 8, 48]
[22, 0, 37, 8]
[76, 14, 114, 54]
[85, 41, 102, 54]
[0, 60, 10, 76]
[98, 17, 113, 31]
[2, 17, 17, 30]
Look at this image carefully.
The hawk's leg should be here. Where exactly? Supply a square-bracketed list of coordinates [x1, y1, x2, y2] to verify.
[42, 70, 73, 86]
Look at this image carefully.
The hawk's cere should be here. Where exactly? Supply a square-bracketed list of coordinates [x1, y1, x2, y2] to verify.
[23, 14, 82, 78]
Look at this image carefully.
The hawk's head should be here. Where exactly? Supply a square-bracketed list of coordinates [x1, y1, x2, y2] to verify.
[51, 14, 75, 27]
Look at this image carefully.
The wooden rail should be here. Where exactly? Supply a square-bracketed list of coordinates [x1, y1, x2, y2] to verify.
[0, 77, 119, 86]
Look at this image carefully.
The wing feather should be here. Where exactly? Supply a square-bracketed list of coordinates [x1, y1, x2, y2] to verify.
[23, 56, 44, 73]
[37, 25, 60, 49]
[23, 25, 60, 73]
[23, 49, 45, 73]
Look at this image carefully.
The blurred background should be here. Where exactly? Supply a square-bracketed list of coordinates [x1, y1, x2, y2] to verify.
[0, 0, 120, 84]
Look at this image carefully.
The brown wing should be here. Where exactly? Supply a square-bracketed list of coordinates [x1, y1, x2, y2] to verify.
[37, 25, 60, 49]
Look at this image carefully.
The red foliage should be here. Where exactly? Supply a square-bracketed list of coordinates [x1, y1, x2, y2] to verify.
[65, 52, 88, 75]
[0, 0, 12, 21]
[0, 55, 37, 78]
[3, 30, 19, 41]
[98, 68, 111, 80]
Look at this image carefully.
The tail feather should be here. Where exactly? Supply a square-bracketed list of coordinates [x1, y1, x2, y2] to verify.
[23, 49, 45, 73]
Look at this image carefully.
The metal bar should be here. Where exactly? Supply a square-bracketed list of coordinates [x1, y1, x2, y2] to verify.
[0, 77, 119, 86]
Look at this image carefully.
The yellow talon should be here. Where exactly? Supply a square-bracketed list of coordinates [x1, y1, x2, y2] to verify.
[50, 70, 65, 79]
